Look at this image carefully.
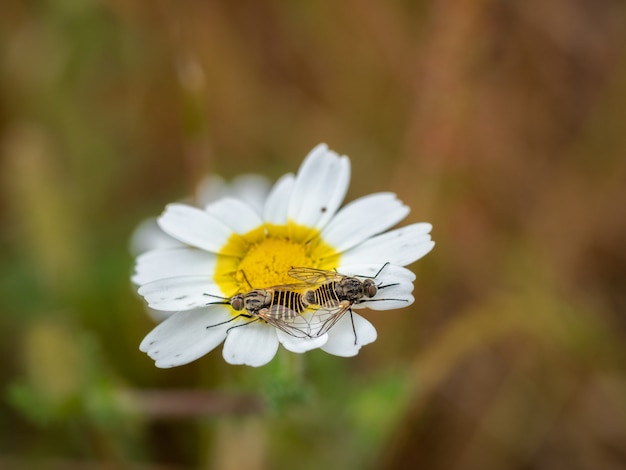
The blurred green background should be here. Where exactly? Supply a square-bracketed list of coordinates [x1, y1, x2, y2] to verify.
[2, 1, 626, 469]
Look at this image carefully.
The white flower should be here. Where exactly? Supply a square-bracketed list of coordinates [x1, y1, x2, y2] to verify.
[133, 144, 434, 367]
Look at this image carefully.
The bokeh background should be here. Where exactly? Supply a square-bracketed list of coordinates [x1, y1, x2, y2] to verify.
[2, 1, 626, 469]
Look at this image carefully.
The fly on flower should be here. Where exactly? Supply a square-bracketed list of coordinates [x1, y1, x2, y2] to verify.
[289, 263, 405, 343]
[135, 144, 435, 367]
[203, 287, 314, 339]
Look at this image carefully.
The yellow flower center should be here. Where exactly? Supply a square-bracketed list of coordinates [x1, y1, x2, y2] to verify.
[237, 238, 310, 288]
[214, 221, 339, 296]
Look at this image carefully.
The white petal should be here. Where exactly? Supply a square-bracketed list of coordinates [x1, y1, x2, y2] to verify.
[222, 321, 279, 367]
[138, 276, 225, 311]
[263, 173, 295, 224]
[157, 203, 233, 252]
[276, 330, 328, 353]
[196, 174, 271, 215]
[227, 174, 272, 214]
[288, 144, 351, 230]
[336, 263, 416, 282]
[129, 217, 183, 256]
[205, 197, 264, 234]
[132, 247, 217, 286]
[335, 263, 416, 311]
[321, 193, 409, 253]
[338, 223, 435, 267]
[321, 312, 377, 357]
[139, 307, 232, 368]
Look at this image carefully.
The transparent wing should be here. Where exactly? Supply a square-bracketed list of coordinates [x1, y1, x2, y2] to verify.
[258, 305, 313, 339]
[258, 301, 351, 339]
[269, 281, 318, 292]
[288, 266, 344, 284]
[305, 301, 352, 338]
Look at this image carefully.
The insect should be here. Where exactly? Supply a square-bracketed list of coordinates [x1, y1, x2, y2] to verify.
[203, 286, 313, 338]
[288, 263, 403, 343]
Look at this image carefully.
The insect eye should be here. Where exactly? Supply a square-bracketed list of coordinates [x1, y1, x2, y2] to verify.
[231, 296, 244, 311]
[366, 282, 377, 298]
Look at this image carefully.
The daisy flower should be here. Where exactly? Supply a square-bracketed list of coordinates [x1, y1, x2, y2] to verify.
[133, 144, 434, 367]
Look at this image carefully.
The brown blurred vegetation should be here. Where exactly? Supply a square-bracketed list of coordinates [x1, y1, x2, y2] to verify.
[1, 0, 626, 469]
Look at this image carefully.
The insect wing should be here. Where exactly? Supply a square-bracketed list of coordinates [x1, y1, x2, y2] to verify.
[306, 301, 352, 338]
[288, 267, 344, 285]
[258, 304, 312, 339]
[267, 282, 316, 295]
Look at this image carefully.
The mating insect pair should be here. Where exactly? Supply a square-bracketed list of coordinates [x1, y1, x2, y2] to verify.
[204, 264, 403, 343]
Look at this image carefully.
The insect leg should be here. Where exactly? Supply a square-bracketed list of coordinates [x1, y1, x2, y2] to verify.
[226, 316, 259, 335]
[239, 270, 254, 289]
[206, 313, 250, 330]
[349, 308, 358, 345]
[373, 261, 391, 279]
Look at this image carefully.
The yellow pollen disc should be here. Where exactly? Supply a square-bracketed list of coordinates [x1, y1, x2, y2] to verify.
[214, 221, 340, 296]
[238, 238, 310, 288]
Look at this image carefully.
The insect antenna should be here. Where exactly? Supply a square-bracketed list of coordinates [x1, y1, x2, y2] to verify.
[355, 296, 409, 307]
[203, 292, 231, 306]
[377, 282, 400, 290]
[203, 292, 251, 323]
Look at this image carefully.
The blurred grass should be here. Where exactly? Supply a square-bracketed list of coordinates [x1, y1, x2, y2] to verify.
[1, 0, 626, 469]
